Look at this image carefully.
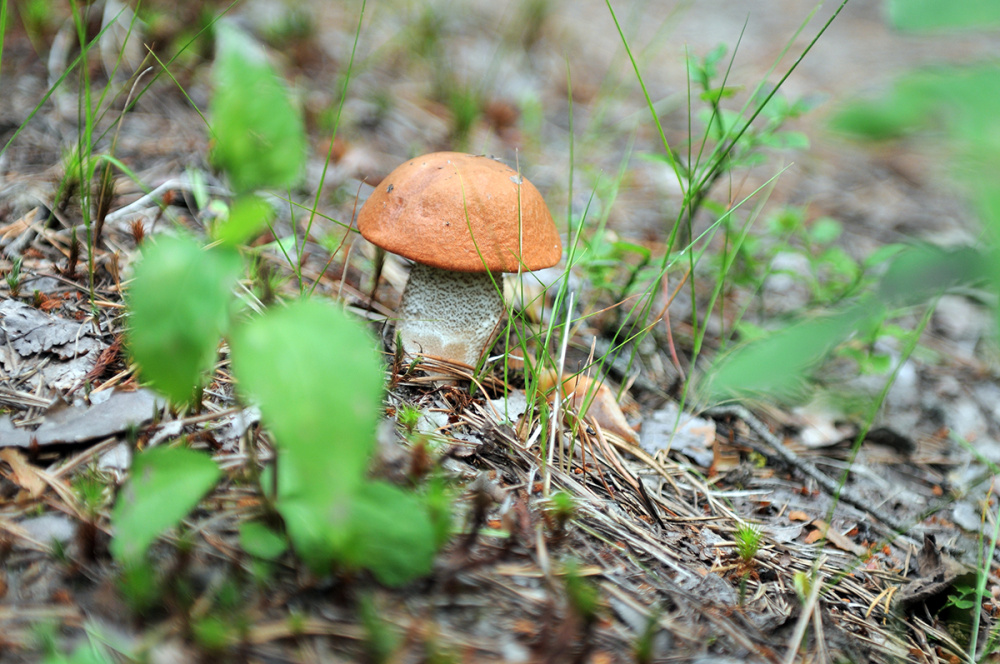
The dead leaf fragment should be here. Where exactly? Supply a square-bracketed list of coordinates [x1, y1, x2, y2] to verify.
[803, 519, 867, 557]
[895, 534, 974, 611]
[538, 371, 639, 444]
[0, 207, 37, 244]
[0, 448, 47, 497]
[0, 299, 104, 391]
[641, 401, 716, 467]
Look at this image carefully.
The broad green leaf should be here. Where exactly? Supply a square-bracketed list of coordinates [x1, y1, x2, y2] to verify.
[828, 97, 926, 140]
[610, 240, 651, 260]
[43, 646, 112, 664]
[214, 193, 275, 247]
[888, 0, 1000, 31]
[229, 299, 384, 563]
[211, 21, 307, 194]
[127, 235, 241, 404]
[239, 520, 288, 560]
[704, 306, 871, 402]
[274, 498, 341, 572]
[344, 481, 437, 586]
[832, 65, 1000, 143]
[876, 244, 985, 306]
[111, 446, 221, 564]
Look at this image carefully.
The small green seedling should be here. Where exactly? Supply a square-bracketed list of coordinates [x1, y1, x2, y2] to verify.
[6, 256, 22, 296]
[563, 559, 601, 624]
[632, 605, 663, 664]
[360, 595, 400, 664]
[734, 521, 763, 564]
[542, 491, 576, 543]
[562, 558, 601, 659]
[792, 570, 812, 604]
[397, 403, 422, 435]
[122, 23, 443, 586]
[110, 446, 221, 565]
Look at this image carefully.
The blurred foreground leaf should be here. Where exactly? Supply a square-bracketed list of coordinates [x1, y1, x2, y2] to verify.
[239, 521, 288, 560]
[230, 299, 385, 568]
[877, 244, 985, 306]
[127, 235, 241, 404]
[111, 446, 221, 564]
[344, 481, 436, 586]
[211, 21, 307, 194]
[705, 243, 987, 403]
[705, 306, 869, 402]
[887, 0, 1000, 31]
[830, 65, 1000, 142]
[214, 193, 275, 247]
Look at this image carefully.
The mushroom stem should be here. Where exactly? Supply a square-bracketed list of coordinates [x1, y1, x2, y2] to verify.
[396, 263, 505, 367]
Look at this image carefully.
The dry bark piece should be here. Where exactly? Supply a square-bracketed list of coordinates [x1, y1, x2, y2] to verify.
[358, 152, 561, 367]
[0, 299, 104, 391]
[0, 388, 163, 448]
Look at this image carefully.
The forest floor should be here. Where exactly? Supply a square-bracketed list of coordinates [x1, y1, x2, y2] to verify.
[2, 0, 1000, 662]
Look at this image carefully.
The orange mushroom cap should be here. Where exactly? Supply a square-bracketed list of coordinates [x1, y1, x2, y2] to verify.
[357, 152, 562, 273]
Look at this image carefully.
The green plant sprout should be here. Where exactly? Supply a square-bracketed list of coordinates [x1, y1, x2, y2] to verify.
[542, 490, 577, 541]
[360, 594, 401, 664]
[734, 521, 763, 563]
[545, 1, 841, 427]
[119, 20, 442, 587]
[6, 255, 22, 296]
[396, 403, 422, 435]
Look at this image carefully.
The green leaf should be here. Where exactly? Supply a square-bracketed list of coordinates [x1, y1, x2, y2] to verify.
[808, 217, 842, 245]
[775, 130, 810, 150]
[610, 240, 651, 260]
[111, 446, 221, 564]
[239, 521, 288, 560]
[704, 306, 872, 402]
[229, 299, 384, 565]
[214, 194, 275, 247]
[210, 21, 307, 194]
[700, 86, 738, 104]
[344, 481, 437, 586]
[127, 235, 241, 404]
[888, 0, 1000, 31]
[273, 498, 341, 572]
[876, 244, 985, 307]
[43, 646, 112, 664]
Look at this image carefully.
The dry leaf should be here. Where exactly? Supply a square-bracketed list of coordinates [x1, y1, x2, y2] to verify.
[641, 401, 716, 467]
[804, 519, 867, 556]
[0, 448, 47, 497]
[538, 370, 639, 444]
[0, 299, 104, 391]
[0, 207, 36, 243]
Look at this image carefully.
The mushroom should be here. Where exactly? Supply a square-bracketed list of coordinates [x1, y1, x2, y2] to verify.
[357, 152, 562, 367]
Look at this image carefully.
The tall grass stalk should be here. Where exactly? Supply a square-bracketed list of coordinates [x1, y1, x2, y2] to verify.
[68, 1, 98, 299]
[0, 0, 7, 86]
[601, 0, 853, 407]
[303, 0, 366, 296]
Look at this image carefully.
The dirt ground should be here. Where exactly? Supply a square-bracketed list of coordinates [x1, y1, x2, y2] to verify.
[2, 0, 1000, 662]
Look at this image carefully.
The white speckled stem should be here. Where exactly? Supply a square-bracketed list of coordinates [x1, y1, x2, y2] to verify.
[396, 263, 505, 367]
